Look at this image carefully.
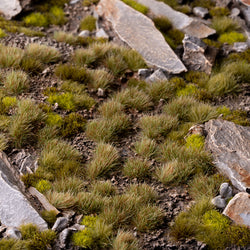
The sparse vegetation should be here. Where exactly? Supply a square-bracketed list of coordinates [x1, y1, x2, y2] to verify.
[0, 45, 24, 68]
[218, 31, 247, 44]
[113, 230, 139, 250]
[133, 137, 157, 159]
[122, 0, 149, 14]
[123, 158, 150, 179]
[211, 16, 240, 35]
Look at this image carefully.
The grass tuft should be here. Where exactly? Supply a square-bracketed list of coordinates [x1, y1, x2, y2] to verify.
[122, 0, 149, 14]
[123, 158, 150, 179]
[139, 114, 178, 140]
[88, 69, 114, 90]
[113, 230, 139, 250]
[133, 137, 157, 159]
[218, 31, 247, 44]
[87, 142, 119, 179]
[0, 45, 24, 68]
[98, 100, 124, 118]
[90, 180, 117, 197]
[211, 16, 240, 35]
[3, 70, 29, 95]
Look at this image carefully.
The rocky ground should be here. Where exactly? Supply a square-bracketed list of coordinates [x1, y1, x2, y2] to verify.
[0, 0, 249, 249]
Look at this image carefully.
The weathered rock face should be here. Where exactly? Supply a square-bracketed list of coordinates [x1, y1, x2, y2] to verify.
[223, 192, 250, 227]
[135, 0, 215, 38]
[0, 0, 31, 20]
[0, 153, 47, 230]
[96, 0, 187, 74]
[182, 35, 213, 74]
[205, 119, 250, 192]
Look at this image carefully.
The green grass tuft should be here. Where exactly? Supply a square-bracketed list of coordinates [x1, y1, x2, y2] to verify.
[123, 158, 150, 179]
[139, 114, 178, 140]
[86, 114, 130, 142]
[87, 142, 119, 179]
[211, 16, 240, 35]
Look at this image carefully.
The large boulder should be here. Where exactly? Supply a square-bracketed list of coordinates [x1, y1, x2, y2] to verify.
[0, 152, 47, 230]
[0, 0, 31, 20]
[223, 192, 250, 227]
[135, 0, 215, 38]
[96, 0, 187, 74]
[205, 119, 250, 192]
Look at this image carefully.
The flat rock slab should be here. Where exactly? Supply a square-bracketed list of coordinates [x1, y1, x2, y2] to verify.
[223, 192, 250, 227]
[205, 119, 250, 192]
[0, 0, 22, 19]
[96, 0, 187, 74]
[135, 0, 215, 38]
[0, 155, 47, 230]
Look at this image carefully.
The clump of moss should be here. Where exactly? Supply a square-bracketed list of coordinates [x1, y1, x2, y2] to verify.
[80, 15, 96, 31]
[177, 84, 198, 97]
[61, 112, 86, 137]
[209, 7, 230, 17]
[46, 113, 63, 127]
[218, 31, 247, 44]
[73, 216, 112, 249]
[35, 179, 52, 193]
[24, 12, 49, 27]
[0, 28, 6, 38]
[41, 210, 57, 227]
[122, 0, 149, 14]
[186, 134, 205, 150]
[48, 6, 67, 25]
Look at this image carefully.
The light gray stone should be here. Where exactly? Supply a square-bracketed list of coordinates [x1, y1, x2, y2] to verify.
[78, 30, 90, 37]
[134, 0, 215, 38]
[230, 8, 241, 17]
[193, 7, 209, 19]
[138, 68, 151, 79]
[96, 0, 187, 74]
[223, 192, 250, 227]
[182, 34, 212, 74]
[52, 217, 69, 232]
[232, 42, 249, 52]
[97, 88, 105, 97]
[59, 228, 75, 249]
[146, 69, 168, 83]
[220, 183, 233, 199]
[205, 119, 250, 192]
[0, 155, 47, 230]
[4, 227, 22, 239]
[70, 0, 81, 4]
[96, 28, 109, 39]
[0, 0, 22, 20]
[211, 195, 227, 209]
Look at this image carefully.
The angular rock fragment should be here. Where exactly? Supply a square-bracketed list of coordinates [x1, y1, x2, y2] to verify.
[0, 153, 47, 230]
[223, 192, 250, 227]
[212, 195, 227, 209]
[96, 0, 187, 74]
[205, 119, 250, 192]
[135, 0, 215, 38]
[182, 35, 213, 74]
[52, 217, 69, 233]
[193, 7, 209, 19]
[146, 69, 168, 82]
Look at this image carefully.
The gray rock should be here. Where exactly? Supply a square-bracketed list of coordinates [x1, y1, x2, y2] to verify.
[193, 7, 209, 19]
[134, 0, 215, 38]
[211, 195, 227, 209]
[4, 227, 22, 239]
[232, 42, 249, 52]
[78, 30, 90, 37]
[96, 0, 187, 74]
[97, 88, 105, 97]
[182, 34, 212, 74]
[52, 217, 69, 233]
[216, 0, 231, 7]
[70, 0, 81, 4]
[0, 0, 22, 20]
[69, 224, 85, 231]
[0, 155, 47, 230]
[59, 228, 75, 249]
[205, 119, 250, 192]
[241, 5, 250, 28]
[96, 28, 109, 39]
[146, 69, 168, 83]
[223, 192, 250, 227]
[138, 68, 151, 79]
[230, 8, 241, 17]
[220, 183, 233, 199]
